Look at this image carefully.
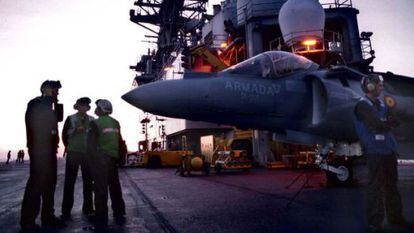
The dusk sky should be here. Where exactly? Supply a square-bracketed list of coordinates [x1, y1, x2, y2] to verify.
[0, 0, 413, 158]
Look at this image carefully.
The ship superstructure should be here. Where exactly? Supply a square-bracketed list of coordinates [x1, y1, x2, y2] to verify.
[128, 0, 376, 163]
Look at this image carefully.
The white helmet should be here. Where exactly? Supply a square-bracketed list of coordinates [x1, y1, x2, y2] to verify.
[96, 99, 113, 114]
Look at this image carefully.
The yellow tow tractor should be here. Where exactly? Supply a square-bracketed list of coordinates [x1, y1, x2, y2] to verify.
[125, 150, 193, 168]
[124, 137, 194, 168]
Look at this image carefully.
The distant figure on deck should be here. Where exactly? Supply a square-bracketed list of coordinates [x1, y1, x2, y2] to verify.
[20, 80, 66, 232]
[61, 97, 95, 219]
[16, 150, 21, 164]
[6, 150, 11, 164]
[18, 150, 25, 163]
[87, 99, 126, 230]
[21, 150, 25, 163]
[16, 150, 24, 164]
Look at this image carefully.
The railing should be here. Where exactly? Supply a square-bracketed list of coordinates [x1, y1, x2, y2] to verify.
[320, 0, 353, 9]
[236, 0, 353, 25]
[360, 32, 375, 60]
[236, 0, 285, 24]
[211, 34, 228, 48]
[269, 30, 343, 54]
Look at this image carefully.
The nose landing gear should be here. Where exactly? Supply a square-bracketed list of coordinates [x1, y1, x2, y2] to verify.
[315, 142, 361, 186]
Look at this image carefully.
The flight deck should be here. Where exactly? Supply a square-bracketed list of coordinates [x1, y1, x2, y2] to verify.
[1, 159, 414, 233]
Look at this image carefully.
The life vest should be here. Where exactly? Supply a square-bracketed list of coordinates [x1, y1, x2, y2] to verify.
[66, 114, 94, 153]
[354, 97, 397, 156]
[95, 115, 120, 159]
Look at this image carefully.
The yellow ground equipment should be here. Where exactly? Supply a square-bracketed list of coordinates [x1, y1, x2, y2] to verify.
[269, 151, 315, 169]
[214, 150, 252, 173]
[176, 154, 210, 176]
[125, 150, 193, 168]
[200, 134, 252, 173]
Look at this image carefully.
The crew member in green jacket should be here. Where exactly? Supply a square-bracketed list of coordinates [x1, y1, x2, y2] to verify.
[87, 99, 126, 229]
[61, 97, 95, 218]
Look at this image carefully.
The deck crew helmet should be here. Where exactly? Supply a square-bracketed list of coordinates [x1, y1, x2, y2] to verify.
[95, 99, 113, 114]
[74, 97, 91, 110]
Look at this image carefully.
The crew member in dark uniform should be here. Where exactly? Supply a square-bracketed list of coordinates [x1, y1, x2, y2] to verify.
[87, 99, 126, 230]
[6, 150, 11, 164]
[20, 80, 65, 232]
[61, 97, 95, 219]
[354, 74, 408, 232]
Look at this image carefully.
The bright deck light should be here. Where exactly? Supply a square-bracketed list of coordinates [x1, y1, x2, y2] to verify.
[302, 39, 317, 46]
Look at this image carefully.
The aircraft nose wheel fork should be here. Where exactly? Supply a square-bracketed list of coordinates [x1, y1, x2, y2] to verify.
[314, 143, 358, 186]
[317, 158, 353, 186]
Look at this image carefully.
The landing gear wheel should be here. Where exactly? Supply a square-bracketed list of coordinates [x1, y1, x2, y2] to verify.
[326, 158, 353, 186]
[336, 165, 350, 182]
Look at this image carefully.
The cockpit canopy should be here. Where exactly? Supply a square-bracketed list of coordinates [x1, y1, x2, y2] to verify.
[222, 51, 319, 78]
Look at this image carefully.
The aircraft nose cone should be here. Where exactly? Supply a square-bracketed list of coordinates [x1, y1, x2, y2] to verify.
[122, 79, 209, 117]
[122, 86, 149, 110]
[122, 82, 163, 112]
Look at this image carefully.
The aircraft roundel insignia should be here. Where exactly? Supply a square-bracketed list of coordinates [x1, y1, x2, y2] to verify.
[384, 95, 396, 109]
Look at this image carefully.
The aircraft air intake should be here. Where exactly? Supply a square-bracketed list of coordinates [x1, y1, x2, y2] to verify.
[311, 78, 327, 125]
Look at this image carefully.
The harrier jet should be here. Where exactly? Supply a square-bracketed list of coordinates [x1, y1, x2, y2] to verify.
[123, 50, 414, 183]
